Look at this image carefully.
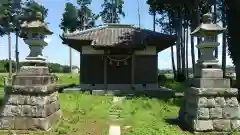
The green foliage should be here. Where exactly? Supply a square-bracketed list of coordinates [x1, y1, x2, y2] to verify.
[158, 74, 167, 86]
[165, 80, 186, 92]
[225, 0, 240, 66]
[60, 2, 78, 32]
[77, 1, 99, 30]
[0, 60, 73, 73]
[100, 0, 125, 23]
[60, 1, 98, 33]
[22, 0, 48, 21]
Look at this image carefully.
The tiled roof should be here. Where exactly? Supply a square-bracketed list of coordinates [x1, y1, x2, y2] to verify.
[62, 23, 176, 47]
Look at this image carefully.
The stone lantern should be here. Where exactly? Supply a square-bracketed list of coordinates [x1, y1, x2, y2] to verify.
[21, 12, 53, 63]
[0, 12, 61, 131]
[191, 13, 226, 78]
[178, 13, 240, 133]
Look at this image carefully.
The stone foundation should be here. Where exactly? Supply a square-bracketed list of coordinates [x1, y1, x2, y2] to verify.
[0, 66, 61, 131]
[179, 77, 240, 132]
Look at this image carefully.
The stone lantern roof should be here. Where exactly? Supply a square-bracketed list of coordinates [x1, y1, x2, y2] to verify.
[191, 13, 226, 37]
[20, 12, 53, 35]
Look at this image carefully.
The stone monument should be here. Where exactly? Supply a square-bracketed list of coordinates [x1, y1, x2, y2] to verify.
[0, 12, 61, 131]
[178, 13, 240, 133]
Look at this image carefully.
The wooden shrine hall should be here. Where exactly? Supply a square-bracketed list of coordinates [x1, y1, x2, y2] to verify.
[60, 23, 176, 91]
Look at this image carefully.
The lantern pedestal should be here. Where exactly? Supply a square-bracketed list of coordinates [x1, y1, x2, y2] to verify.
[0, 13, 61, 131]
[178, 13, 240, 133]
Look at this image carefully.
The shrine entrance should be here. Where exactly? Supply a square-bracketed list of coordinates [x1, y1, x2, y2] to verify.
[106, 54, 132, 84]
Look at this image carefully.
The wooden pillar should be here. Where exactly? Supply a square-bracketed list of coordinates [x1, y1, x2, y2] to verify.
[131, 54, 135, 87]
[104, 55, 107, 89]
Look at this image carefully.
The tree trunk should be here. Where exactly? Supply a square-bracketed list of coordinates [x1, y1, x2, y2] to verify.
[225, 0, 240, 99]
[171, 45, 176, 79]
[186, 24, 189, 79]
[181, 19, 186, 76]
[15, 31, 19, 73]
[190, 0, 200, 76]
[176, 18, 182, 77]
[169, 15, 176, 79]
[8, 32, 12, 79]
[222, 1, 227, 78]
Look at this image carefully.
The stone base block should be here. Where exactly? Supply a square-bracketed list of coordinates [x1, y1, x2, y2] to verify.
[0, 110, 61, 131]
[198, 68, 223, 78]
[184, 118, 240, 132]
[186, 87, 238, 96]
[5, 85, 57, 94]
[92, 90, 106, 96]
[179, 86, 240, 133]
[18, 66, 50, 76]
[12, 75, 52, 85]
[190, 78, 230, 88]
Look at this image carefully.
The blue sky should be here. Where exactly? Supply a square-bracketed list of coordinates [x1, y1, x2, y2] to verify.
[0, 0, 233, 69]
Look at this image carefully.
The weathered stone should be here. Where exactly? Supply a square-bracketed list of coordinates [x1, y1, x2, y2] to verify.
[1, 110, 61, 130]
[213, 120, 231, 131]
[1, 101, 60, 117]
[5, 85, 57, 94]
[207, 98, 215, 107]
[194, 120, 213, 131]
[18, 66, 49, 76]
[215, 97, 226, 107]
[12, 75, 52, 85]
[209, 108, 222, 119]
[92, 90, 105, 96]
[0, 117, 14, 129]
[225, 97, 239, 107]
[1, 105, 22, 117]
[222, 107, 240, 119]
[4, 92, 58, 105]
[198, 108, 209, 119]
[198, 97, 207, 107]
[188, 87, 238, 96]
[231, 120, 240, 131]
[192, 78, 230, 88]
[200, 68, 223, 78]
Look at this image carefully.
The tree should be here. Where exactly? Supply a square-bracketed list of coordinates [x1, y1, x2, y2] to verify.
[225, 0, 240, 90]
[60, 1, 98, 73]
[60, 2, 78, 73]
[60, 2, 78, 33]
[100, 0, 125, 23]
[77, 0, 99, 30]
[0, 2, 18, 78]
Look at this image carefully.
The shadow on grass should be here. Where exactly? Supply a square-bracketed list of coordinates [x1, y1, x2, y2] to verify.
[165, 118, 192, 132]
[126, 90, 175, 101]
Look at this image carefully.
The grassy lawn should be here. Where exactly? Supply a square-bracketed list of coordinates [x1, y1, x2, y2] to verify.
[46, 93, 112, 135]
[120, 98, 189, 135]
[4, 72, 236, 134]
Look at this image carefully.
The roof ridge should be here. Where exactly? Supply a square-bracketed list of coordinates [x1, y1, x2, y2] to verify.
[63, 25, 107, 37]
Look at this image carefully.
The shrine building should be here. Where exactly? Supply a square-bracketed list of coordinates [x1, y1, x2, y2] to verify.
[60, 23, 176, 91]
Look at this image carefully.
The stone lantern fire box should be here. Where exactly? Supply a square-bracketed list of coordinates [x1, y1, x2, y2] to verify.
[178, 13, 240, 133]
[0, 12, 61, 131]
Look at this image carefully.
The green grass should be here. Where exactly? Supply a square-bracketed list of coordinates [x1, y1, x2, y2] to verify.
[1, 72, 237, 134]
[120, 97, 189, 135]
[54, 73, 79, 85]
[44, 93, 112, 135]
